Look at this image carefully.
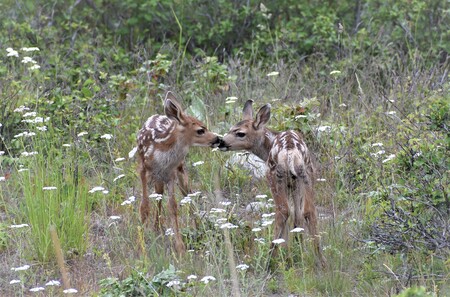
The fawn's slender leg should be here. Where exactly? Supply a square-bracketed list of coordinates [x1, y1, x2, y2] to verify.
[153, 181, 164, 232]
[139, 165, 150, 224]
[167, 177, 186, 254]
[293, 182, 305, 244]
[176, 163, 190, 196]
[303, 183, 326, 267]
[268, 171, 290, 247]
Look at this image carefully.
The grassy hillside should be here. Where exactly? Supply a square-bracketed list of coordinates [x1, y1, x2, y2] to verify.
[0, 1, 448, 296]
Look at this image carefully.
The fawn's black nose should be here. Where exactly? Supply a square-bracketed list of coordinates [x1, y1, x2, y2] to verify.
[211, 135, 224, 148]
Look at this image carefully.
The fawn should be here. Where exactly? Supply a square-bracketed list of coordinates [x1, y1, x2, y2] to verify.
[219, 100, 326, 267]
[137, 92, 220, 254]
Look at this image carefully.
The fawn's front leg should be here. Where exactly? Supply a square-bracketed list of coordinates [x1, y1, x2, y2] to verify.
[167, 178, 186, 254]
[153, 181, 164, 232]
[139, 167, 150, 224]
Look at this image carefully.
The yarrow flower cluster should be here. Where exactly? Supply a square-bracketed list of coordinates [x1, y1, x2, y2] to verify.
[121, 196, 136, 206]
[200, 276, 216, 284]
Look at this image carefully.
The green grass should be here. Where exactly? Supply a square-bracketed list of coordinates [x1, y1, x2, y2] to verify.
[0, 38, 448, 296]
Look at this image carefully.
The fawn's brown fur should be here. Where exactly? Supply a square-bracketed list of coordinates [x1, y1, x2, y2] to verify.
[137, 92, 220, 254]
[220, 100, 326, 267]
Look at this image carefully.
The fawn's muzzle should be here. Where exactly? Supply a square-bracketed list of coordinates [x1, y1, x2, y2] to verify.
[211, 135, 224, 148]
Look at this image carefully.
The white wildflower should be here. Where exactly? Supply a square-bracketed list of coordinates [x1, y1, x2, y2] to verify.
[121, 196, 136, 205]
[187, 275, 197, 280]
[29, 64, 41, 70]
[23, 112, 37, 118]
[18, 168, 29, 172]
[371, 150, 385, 157]
[77, 131, 88, 137]
[128, 146, 137, 158]
[89, 186, 105, 193]
[290, 227, 304, 233]
[62, 144, 71, 147]
[11, 264, 30, 271]
[339, 103, 347, 108]
[317, 126, 332, 133]
[109, 216, 121, 220]
[42, 186, 57, 190]
[372, 143, 383, 147]
[149, 193, 163, 201]
[102, 190, 109, 194]
[317, 178, 326, 182]
[210, 208, 226, 214]
[386, 111, 397, 115]
[216, 218, 228, 224]
[115, 157, 125, 162]
[113, 174, 125, 182]
[165, 228, 174, 236]
[29, 287, 45, 292]
[267, 71, 279, 77]
[254, 238, 265, 244]
[187, 191, 201, 197]
[262, 212, 275, 218]
[14, 106, 30, 113]
[260, 3, 268, 12]
[180, 196, 192, 205]
[192, 161, 204, 167]
[21, 151, 38, 157]
[10, 279, 21, 284]
[0, 177, 5, 182]
[382, 154, 396, 163]
[220, 223, 238, 229]
[14, 131, 36, 138]
[225, 96, 238, 104]
[100, 134, 112, 140]
[36, 126, 47, 131]
[261, 219, 274, 227]
[0, 151, 4, 156]
[10, 224, 29, 229]
[200, 276, 216, 284]
[21, 56, 37, 64]
[236, 264, 249, 271]
[63, 288, 78, 294]
[45, 280, 61, 286]
[219, 201, 232, 206]
[272, 238, 286, 244]
[6, 47, 19, 57]
[21, 47, 40, 52]
[330, 70, 341, 75]
[255, 194, 268, 199]
[252, 227, 262, 232]
[166, 280, 180, 287]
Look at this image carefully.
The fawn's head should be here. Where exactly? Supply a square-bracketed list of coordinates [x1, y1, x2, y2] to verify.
[164, 92, 220, 148]
[220, 100, 271, 152]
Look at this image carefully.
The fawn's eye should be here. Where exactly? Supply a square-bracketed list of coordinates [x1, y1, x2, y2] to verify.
[236, 132, 246, 138]
[197, 129, 205, 135]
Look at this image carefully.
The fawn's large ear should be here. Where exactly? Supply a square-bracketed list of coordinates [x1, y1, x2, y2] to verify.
[253, 104, 271, 130]
[242, 100, 254, 121]
[164, 92, 186, 124]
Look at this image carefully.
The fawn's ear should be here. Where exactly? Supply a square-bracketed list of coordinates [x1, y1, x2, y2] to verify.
[242, 100, 254, 121]
[253, 104, 271, 130]
[164, 93, 186, 124]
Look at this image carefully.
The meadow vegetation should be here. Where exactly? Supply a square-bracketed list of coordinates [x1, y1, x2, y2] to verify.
[0, 0, 448, 296]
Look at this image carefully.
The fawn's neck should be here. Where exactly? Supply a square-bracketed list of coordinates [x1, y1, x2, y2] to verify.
[251, 129, 278, 161]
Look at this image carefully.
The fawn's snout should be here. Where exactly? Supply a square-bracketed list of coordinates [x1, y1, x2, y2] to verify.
[211, 135, 225, 148]
[218, 136, 231, 151]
